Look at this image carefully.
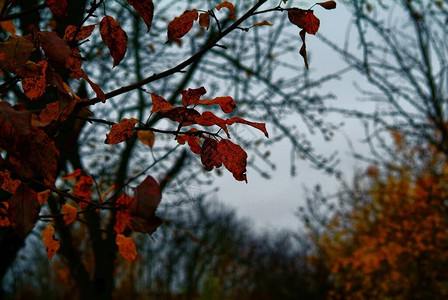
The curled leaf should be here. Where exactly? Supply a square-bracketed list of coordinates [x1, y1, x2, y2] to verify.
[100, 15, 128, 67]
[105, 118, 139, 145]
[253, 20, 272, 26]
[226, 117, 268, 137]
[167, 9, 198, 41]
[116, 234, 137, 262]
[216, 1, 236, 20]
[127, 0, 154, 32]
[317, 1, 336, 10]
[62, 203, 77, 225]
[197, 96, 236, 113]
[299, 29, 309, 69]
[181, 86, 207, 107]
[42, 224, 60, 260]
[288, 8, 320, 35]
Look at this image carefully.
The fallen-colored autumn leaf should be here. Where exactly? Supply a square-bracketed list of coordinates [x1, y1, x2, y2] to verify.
[167, 9, 198, 42]
[42, 224, 60, 260]
[137, 130, 155, 148]
[127, 0, 154, 32]
[62, 203, 77, 225]
[216, 1, 236, 20]
[105, 118, 139, 145]
[288, 8, 320, 35]
[100, 15, 128, 67]
[116, 234, 137, 262]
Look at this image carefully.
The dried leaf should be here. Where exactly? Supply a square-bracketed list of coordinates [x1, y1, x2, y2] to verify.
[201, 138, 222, 171]
[46, 0, 68, 17]
[0, 170, 20, 194]
[218, 139, 248, 182]
[37, 190, 51, 205]
[100, 15, 128, 67]
[288, 8, 320, 35]
[74, 176, 93, 208]
[199, 12, 210, 29]
[116, 234, 137, 262]
[22, 60, 48, 100]
[42, 224, 60, 260]
[181, 86, 207, 107]
[299, 29, 308, 69]
[0, 201, 10, 227]
[131, 175, 161, 219]
[226, 117, 268, 137]
[137, 130, 155, 148]
[159, 107, 200, 126]
[0, 35, 34, 73]
[317, 1, 336, 10]
[115, 210, 132, 234]
[38, 31, 71, 66]
[253, 20, 272, 26]
[127, 0, 154, 32]
[167, 9, 198, 41]
[9, 184, 39, 238]
[0, 20, 16, 34]
[216, 1, 236, 20]
[197, 96, 236, 113]
[61, 169, 82, 180]
[63, 24, 96, 41]
[105, 118, 139, 145]
[150, 93, 175, 113]
[62, 203, 77, 225]
[195, 111, 229, 136]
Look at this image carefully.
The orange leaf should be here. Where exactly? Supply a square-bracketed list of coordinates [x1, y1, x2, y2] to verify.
[200, 138, 222, 171]
[150, 93, 175, 113]
[63, 24, 96, 41]
[176, 129, 202, 154]
[181, 86, 207, 107]
[216, 1, 236, 20]
[37, 190, 51, 206]
[226, 117, 269, 137]
[105, 118, 139, 145]
[317, 1, 337, 10]
[22, 60, 48, 100]
[61, 169, 82, 180]
[127, 0, 154, 32]
[114, 210, 132, 234]
[62, 203, 77, 225]
[253, 20, 272, 27]
[46, 0, 68, 17]
[0, 20, 16, 34]
[218, 139, 248, 182]
[137, 130, 155, 148]
[197, 96, 236, 113]
[0, 201, 10, 227]
[195, 111, 229, 136]
[0, 170, 21, 194]
[288, 8, 320, 35]
[116, 234, 137, 262]
[74, 176, 93, 208]
[100, 15, 128, 67]
[167, 9, 198, 41]
[199, 12, 210, 29]
[42, 224, 60, 260]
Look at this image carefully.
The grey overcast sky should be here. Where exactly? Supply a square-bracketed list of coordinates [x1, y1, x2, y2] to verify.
[212, 1, 373, 232]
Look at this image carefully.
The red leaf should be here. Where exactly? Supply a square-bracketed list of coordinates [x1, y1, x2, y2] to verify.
[46, 0, 67, 17]
[181, 86, 207, 107]
[158, 107, 200, 126]
[197, 96, 236, 113]
[199, 12, 210, 29]
[150, 93, 175, 113]
[226, 117, 269, 137]
[105, 118, 139, 144]
[195, 111, 229, 136]
[288, 8, 320, 35]
[62, 203, 77, 225]
[38, 31, 71, 66]
[22, 60, 48, 100]
[317, 1, 336, 10]
[0, 101, 58, 186]
[127, 0, 154, 32]
[63, 24, 96, 41]
[73, 176, 93, 208]
[218, 139, 248, 182]
[216, 1, 236, 20]
[0, 35, 34, 73]
[200, 138, 222, 171]
[167, 9, 198, 41]
[8, 184, 39, 238]
[176, 129, 202, 154]
[100, 15, 128, 67]
[131, 176, 161, 219]
[0, 170, 20, 194]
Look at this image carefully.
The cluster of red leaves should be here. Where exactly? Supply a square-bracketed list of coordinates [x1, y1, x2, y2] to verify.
[0, 0, 335, 263]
